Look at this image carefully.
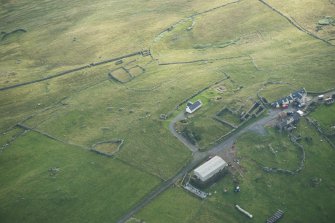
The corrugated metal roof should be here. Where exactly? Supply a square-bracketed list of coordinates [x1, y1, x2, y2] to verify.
[194, 156, 227, 182]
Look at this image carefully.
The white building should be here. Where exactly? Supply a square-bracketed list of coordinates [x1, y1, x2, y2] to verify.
[297, 110, 304, 116]
[194, 156, 228, 182]
[186, 100, 202, 114]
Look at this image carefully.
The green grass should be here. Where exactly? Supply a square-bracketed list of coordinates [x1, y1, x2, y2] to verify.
[0, 127, 24, 147]
[266, 0, 335, 44]
[217, 108, 241, 125]
[310, 103, 335, 144]
[128, 66, 144, 77]
[0, 0, 334, 222]
[237, 129, 302, 171]
[259, 83, 296, 103]
[310, 103, 335, 133]
[93, 142, 120, 155]
[136, 188, 202, 223]
[189, 117, 233, 149]
[110, 68, 132, 83]
[0, 131, 160, 223]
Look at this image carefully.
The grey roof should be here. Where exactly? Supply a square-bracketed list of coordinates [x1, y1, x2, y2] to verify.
[194, 156, 227, 182]
[292, 112, 300, 121]
[272, 88, 306, 107]
[277, 113, 300, 130]
[183, 183, 208, 199]
[187, 100, 202, 112]
[291, 88, 306, 99]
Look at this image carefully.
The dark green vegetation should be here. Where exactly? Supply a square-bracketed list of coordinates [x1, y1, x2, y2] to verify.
[0, 0, 334, 222]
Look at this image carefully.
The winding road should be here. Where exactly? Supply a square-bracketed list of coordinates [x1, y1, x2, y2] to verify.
[117, 108, 281, 223]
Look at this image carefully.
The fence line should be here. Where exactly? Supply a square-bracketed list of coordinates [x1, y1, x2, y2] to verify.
[0, 51, 147, 91]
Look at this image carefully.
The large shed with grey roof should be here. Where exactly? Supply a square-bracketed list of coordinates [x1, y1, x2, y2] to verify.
[194, 156, 228, 182]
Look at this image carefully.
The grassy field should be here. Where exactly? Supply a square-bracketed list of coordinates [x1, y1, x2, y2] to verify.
[310, 103, 335, 144]
[187, 117, 233, 149]
[259, 83, 297, 103]
[266, 0, 335, 45]
[0, 131, 160, 223]
[136, 188, 202, 223]
[310, 103, 335, 132]
[238, 128, 302, 170]
[217, 109, 242, 126]
[93, 141, 120, 155]
[0, 0, 334, 222]
[110, 68, 132, 83]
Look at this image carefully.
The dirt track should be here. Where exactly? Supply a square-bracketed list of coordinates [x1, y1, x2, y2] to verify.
[168, 112, 198, 153]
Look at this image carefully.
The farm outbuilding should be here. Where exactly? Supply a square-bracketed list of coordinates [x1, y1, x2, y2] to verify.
[325, 97, 334, 105]
[194, 156, 228, 182]
[296, 110, 304, 116]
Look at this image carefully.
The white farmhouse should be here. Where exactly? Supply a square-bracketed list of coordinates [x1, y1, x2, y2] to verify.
[186, 100, 202, 114]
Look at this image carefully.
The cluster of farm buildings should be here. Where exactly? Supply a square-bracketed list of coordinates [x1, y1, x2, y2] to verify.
[271, 88, 334, 109]
[180, 87, 335, 221]
[271, 88, 307, 109]
[182, 88, 335, 196]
